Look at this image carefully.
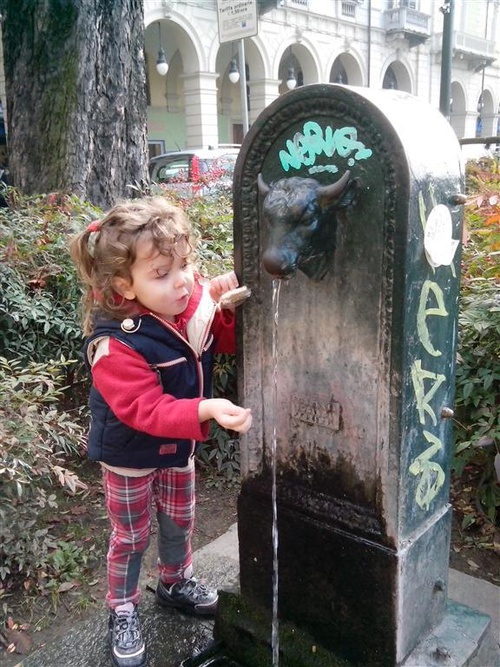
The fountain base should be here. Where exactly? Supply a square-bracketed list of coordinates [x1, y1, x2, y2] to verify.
[197, 592, 491, 667]
[212, 590, 353, 667]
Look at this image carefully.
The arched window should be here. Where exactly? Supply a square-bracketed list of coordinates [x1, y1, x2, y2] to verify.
[476, 93, 484, 138]
[332, 60, 348, 84]
[383, 66, 398, 90]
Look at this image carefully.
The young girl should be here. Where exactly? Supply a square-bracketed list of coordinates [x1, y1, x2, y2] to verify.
[70, 197, 252, 667]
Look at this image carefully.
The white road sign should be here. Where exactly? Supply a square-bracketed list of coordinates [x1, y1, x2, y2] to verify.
[217, 0, 258, 44]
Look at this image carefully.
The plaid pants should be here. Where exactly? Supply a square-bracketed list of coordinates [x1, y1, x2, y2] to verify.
[102, 461, 195, 609]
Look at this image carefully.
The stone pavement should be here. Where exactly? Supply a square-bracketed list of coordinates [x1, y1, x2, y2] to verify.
[14, 523, 499, 667]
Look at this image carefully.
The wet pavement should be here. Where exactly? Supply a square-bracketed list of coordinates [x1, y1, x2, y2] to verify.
[13, 523, 499, 667]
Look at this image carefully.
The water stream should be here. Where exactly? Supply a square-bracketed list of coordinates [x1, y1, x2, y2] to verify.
[271, 279, 282, 667]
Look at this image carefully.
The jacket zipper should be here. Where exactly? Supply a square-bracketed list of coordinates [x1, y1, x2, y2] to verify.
[148, 313, 206, 458]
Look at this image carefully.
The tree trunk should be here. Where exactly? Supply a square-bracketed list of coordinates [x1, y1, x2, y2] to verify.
[0, 0, 148, 209]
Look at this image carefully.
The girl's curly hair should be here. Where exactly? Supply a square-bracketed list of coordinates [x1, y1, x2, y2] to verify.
[69, 197, 197, 335]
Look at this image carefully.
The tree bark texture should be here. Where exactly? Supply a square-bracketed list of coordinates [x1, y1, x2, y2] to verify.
[1, 0, 148, 209]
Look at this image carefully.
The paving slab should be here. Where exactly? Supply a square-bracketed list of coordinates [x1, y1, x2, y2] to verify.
[13, 524, 499, 667]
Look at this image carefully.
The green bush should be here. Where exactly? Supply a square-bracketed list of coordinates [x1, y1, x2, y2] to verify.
[0, 193, 97, 590]
[453, 159, 500, 525]
[0, 355, 88, 584]
[0, 193, 100, 372]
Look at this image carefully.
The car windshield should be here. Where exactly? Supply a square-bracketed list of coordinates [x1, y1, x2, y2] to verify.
[156, 157, 190, 183]
[150, 151, 238, 188]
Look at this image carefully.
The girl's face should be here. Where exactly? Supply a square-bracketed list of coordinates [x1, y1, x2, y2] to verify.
[114, 238, 195, 322]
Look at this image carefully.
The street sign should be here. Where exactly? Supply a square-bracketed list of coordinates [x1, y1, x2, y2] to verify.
[217, 0, 258, 44]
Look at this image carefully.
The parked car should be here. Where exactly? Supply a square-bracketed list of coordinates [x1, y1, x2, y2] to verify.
[149, 146, 240, 196]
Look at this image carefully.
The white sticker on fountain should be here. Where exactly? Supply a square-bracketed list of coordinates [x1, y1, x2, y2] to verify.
[424, 204, 459, 269]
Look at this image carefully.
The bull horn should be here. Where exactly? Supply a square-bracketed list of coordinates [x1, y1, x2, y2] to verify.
[257, 173, 271, 197]
[316, 170, 351, 200]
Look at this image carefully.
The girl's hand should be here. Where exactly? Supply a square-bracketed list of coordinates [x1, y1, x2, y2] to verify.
[209, 271, 239, 303]
[198, 398, 252, 434]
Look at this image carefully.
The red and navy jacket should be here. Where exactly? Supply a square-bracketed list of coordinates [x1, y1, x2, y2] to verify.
[83, 280, 235, 469]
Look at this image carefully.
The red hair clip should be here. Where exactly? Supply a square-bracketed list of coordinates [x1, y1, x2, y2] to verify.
[87, 220, 101, 258]
[87, 220, 101, 233]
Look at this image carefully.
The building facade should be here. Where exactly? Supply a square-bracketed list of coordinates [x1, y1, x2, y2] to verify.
[144, 0, 500, 156]
[0, 0, 498, 162]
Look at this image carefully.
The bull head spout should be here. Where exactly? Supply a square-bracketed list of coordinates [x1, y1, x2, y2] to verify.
[258, 171, 357, 281]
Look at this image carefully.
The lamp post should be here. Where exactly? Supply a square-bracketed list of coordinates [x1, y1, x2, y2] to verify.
[217, 0, 257, 138]
[228, 41, 249, 135]
[238, 39, 249, 135]
[439, 0, 454, 118]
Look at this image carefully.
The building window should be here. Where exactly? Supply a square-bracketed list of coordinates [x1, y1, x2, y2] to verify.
[476, 94, 484, 138]
[383, 66, 398, 90]
[342, 2, 356, 18]
[148, 140, 165, 160]
[331, 58, 348, 84]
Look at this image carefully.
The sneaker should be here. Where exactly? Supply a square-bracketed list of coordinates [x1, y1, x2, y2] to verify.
[108, 604, 147, 667]
[156, 577, 218, 616]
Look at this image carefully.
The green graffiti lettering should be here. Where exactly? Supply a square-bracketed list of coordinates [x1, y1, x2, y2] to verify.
[411, 360, 446, 426]
[279, 135, 308, 171]
[417, 280, 448, 357]
[409, 431, 445, 511]
[279, 122, 373, 172]
[302, 121, 328, 163]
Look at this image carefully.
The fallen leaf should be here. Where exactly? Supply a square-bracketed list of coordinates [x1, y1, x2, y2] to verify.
[2, 627, 33, 655]
[70, 505, 88, 516]
[466, 559, 479, 570]
[57, 581, 76, 593]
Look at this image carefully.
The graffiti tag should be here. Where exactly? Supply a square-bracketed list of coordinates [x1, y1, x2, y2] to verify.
[279, 121, 373, 174]
[409, 195, 456, 511]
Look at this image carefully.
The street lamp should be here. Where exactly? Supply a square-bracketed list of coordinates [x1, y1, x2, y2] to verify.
[286, 47, 296, 90]
[286, 66, 297, 90]
[229, 59, 240, 84]
[156, 22, 169, 76]
[439, 0, 454, 117]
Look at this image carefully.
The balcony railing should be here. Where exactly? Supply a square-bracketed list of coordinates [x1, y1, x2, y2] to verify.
[454, 32, 496, 59]
[432, 30, 497, 71]
[279, 0, 309, 8]
[384, 6, 431, 46]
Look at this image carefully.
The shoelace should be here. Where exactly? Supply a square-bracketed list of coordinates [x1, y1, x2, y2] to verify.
[114, 613, 142, 648]
[178, 578, 210, 600]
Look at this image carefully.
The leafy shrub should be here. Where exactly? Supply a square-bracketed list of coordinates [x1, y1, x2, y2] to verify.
[198, 352, 240, 485]
[0, 356, 88, 585]
[0, 193, 97, 591]
[0, 192, 100, 385]
[453, 158, 500, 525]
